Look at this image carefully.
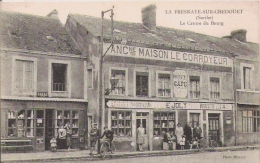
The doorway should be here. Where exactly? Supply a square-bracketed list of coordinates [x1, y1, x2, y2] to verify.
[136, 112, 149, 151]
[208, 113, 220, 142]
[45, 109, 54, 150]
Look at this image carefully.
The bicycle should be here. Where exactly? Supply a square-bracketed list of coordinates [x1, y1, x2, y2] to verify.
[99, 139, 115, 158]
[197, 137, 219, 151]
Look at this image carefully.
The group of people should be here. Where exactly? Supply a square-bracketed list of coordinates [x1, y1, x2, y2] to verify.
[89, 123, 114, 155]
[50, 121, 202, 153]
[175, 122, 202, 149]
[163, 122, 202, 150]
[50, 121, 73, 152]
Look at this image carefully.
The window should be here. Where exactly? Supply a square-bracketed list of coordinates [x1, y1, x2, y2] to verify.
[13, 58, 36, 95]
[87, 68, 93, 89]
[52, 63, 67, 91]
[158, 73, 170, 97]
[190, 76, 200, 99]
[153, 112, 175, 136]
[7, 110, 34, 138]
[210, 77, 220, 99]
[110, 69, 126, 95]
[26, 110, 34, 137]
[242, 110, 260, 132]
[136, 72, 149, 97]
[243, 67, 252, 89]
[111, 111, 132, 137]
[55, 110, 79, 136]
[48, 60, 71, 98]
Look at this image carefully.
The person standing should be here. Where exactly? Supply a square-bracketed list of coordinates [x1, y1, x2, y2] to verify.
[58, 124, 67, 149]
[193, 123, 202, 140]
[175, 123, 184, 150]
[65, 120, 72, 151]
[50, 136, 57, 152]
[183, 122, 192, 149]
[89, 123, 99, 155]
[137, 123, 145, 151]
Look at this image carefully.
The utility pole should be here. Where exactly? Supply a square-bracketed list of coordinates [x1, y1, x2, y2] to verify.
[99, 6, 114, 140]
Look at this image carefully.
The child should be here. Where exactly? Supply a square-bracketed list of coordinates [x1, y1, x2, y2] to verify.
[50, 137, 57, 152]
[180, 135, 186, 150]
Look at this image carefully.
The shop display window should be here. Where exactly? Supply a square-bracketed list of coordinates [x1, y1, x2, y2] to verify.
[55, 110, 79, 136]
[8, 111, 17, 137]
[111, 111, 132, 137]
[7, 110, 28, 138]
[26, 110, 34, 137]
[153, 112, 175, 136]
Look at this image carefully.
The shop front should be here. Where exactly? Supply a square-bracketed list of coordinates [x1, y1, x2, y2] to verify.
[106, 100, 234, 151]
[1, 99, 87, 152]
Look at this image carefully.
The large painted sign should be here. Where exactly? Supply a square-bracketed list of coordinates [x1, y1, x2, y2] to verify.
[104, 44, 232, 67]
[107, 100, 233, 111]
[173, 70, 188, 98]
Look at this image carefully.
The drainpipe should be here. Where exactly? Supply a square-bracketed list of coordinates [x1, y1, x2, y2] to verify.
[233, 54, 238, 146]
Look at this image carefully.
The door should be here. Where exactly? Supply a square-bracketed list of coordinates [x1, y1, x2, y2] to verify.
[136, 112, 149, 151]
[35, 109, 45, 151]
[45, 109, 54, 150]
[190, 113, 200, 128]
[208, 113, 220, 142]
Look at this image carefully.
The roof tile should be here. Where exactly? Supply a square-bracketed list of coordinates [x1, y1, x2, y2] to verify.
[0, 11, 81, 55]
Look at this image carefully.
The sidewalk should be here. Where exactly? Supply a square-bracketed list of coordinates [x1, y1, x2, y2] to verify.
[1, 145, 259, 163]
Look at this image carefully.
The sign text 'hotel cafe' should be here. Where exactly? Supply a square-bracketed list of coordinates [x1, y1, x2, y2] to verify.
[107, 100, 233, 111]
[104, 44, 232, 67]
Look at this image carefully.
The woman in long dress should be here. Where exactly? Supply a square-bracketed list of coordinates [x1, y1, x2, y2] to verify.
[65, 121, 72, 151]
[175, 123, 184, 150]
[137, 123, 145, 151]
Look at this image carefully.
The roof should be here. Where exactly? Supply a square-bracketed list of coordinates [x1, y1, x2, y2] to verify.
[0, 11, 81, 55]
[69, 14, 259, 60]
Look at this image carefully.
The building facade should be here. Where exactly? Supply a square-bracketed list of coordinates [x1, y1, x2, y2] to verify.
[225, 30, 260, 145]
[0, 11, 88, 152]
[66, 5, 238, 151]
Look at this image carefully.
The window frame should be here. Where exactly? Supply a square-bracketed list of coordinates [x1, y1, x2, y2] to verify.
[109, 67, 128, 96]
[189, 76, 201, 99]
[12, 56, 37, 96]
[240, 63, 254, 91]
[48, 59, 71, 98]
[109, 109, 132, 137]
[156, 71, 172, 98]
[134, 70, 150, 97]
[209, 76, 221, 100]
[242, 110, 260, 133]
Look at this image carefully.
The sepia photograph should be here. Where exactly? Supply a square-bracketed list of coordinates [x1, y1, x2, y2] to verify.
[0, 0, 259, 163]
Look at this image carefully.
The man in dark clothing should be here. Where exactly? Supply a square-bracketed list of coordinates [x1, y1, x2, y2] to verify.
[100, 126, 114, 150]
[193, 123, 202, 140]
[184, 122, 192, 149]
[89, 123, 100, 155]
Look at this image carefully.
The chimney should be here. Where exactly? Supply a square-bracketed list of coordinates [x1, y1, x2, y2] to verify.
[230, 29, 247, 42]
[142, 4, 156, 31]
[47, 9, 59, 19]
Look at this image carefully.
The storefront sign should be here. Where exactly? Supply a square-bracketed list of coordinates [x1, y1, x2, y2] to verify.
[37, 92, 48, 97]
[104, 44, 232, 67]
[173, 70, 188, 98]
[107, 100, 233, 110]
